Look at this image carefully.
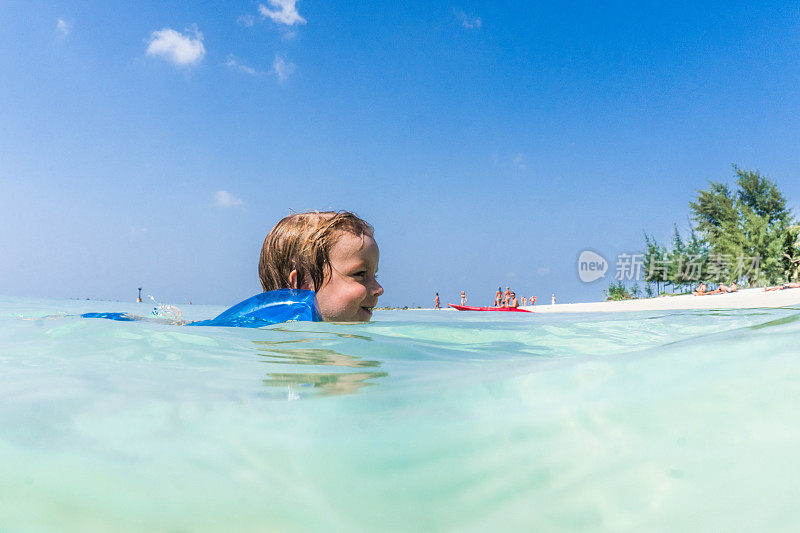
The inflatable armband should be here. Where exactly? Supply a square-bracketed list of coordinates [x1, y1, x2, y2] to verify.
[189, 289, 321, 328]
[81, 312, 139, 322]
[81, 289, 321, 328]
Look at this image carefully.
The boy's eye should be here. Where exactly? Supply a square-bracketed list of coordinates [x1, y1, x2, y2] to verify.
[353, 271, 366, 278]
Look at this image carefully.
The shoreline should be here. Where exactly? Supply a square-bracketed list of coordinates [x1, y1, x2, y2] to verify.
[384, 288, 800, 314]
[521, 287, 800, 314]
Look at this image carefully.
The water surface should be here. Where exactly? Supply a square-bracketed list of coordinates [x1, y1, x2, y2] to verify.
[2, 296, 799, 531]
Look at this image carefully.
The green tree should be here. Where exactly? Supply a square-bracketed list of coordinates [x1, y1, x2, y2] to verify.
[783, 225, 800, 282]
[630, 282, 641, 298]
[689, 181, 743, 264]
[689, 166, 792, 285]
[736, 165, 791, 223]
[643, 233, 668, 295]
[684, 225, 708, 290]
[604, 281, 632, 301]
[735, 166, 792, 284]
[667, 224, 688, 292]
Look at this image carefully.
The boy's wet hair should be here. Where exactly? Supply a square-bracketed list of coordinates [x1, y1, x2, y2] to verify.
[258, 211, 374, 292]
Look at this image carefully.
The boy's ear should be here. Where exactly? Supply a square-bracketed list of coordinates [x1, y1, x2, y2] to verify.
[288, 269, 314, 291]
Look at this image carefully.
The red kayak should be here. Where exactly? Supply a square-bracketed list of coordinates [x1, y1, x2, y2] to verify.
[448, 304, 533, 313]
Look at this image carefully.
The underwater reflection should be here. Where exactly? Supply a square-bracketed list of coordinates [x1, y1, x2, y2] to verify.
[254, 343, 381, 368]
[263, 371, 388, 397]
[253, 334, 387, 397]
[267, 327, 373, 341]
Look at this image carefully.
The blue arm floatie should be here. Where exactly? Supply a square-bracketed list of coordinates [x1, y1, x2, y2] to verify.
[189, 289, 322, 328]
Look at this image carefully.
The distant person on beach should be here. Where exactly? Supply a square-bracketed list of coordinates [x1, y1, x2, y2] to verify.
[461, 290, 467, 305]
[504, 287, 511, 306]
[258, 211, 383, 322]
[711, 282, 737, 293]
[694, 282, 734, 296]
[434, 293, 440, 309]
[509, 292, 519, 308]
[521, 296, 527, 306]
[494, 287, 502, 307]
[693, 283, 707, 295]
[551, 294, 555, 305]
[530, 296, 537, 306]
[765, 281, 800, 291]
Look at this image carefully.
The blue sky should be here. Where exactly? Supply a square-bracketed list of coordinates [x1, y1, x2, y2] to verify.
[2, 1, 799, 307]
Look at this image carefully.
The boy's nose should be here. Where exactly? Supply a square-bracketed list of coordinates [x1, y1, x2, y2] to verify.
[373, 280, 384, 296]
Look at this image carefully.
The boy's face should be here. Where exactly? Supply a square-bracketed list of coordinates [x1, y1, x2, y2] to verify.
[314, 232, 383, 322]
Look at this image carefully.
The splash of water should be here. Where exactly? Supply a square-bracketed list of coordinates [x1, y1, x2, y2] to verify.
[147, 294, 183, 320]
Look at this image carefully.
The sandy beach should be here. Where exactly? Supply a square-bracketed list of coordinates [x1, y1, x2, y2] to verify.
[521, 287, 800, 314]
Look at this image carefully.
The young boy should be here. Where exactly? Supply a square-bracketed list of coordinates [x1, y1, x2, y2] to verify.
[84, 211, 380, 328]
[258, 211, 383, 322]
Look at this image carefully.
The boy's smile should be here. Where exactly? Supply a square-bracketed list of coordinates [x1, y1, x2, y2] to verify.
[313, 233, 383, 322]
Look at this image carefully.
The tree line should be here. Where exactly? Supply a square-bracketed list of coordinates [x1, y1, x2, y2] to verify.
[607, 166, 800, 299]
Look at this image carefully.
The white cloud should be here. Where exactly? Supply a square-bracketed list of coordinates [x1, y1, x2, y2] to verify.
[512, 153, 526, 170]
[280, 28, 300, 40]
[237, 14, 255, 27]
[258, 0, 306, 26]
[272, 54, 295, 82]
[457, 11, 482, 29]
[225, 54, 292, 83]
[130, 226, 148, 236]
[215, 190, 244, 208]
[537, 267, 551, 276]
[56, 18, 69, 37]
[146, 24, 205, 66]
[225, 54, 260, 75]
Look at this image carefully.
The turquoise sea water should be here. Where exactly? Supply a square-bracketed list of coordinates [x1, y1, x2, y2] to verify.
[2, 296, 800, 532]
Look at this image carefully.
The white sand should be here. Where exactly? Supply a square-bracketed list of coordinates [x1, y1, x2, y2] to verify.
[521, 287, 800, 314]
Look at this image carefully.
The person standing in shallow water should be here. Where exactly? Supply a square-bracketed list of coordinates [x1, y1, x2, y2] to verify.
[460, 290, 467, 305]
[494, 287, 502, 307]
[434, 293, 440, 309]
